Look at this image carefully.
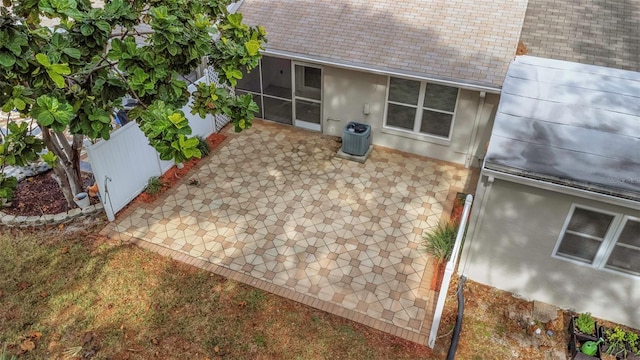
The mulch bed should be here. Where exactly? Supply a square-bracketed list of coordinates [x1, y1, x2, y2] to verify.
[2, 133, 226, 216]
[135, 133, 226, 204]
[430, 192, 467, 291]
[2, 172, 96, 216]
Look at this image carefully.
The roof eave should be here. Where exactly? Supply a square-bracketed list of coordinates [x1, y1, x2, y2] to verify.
[483, 164, 640, 209]
[263, 48, 503, 94]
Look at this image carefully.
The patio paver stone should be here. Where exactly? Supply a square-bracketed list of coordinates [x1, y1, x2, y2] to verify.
[102, 120, 472, 343]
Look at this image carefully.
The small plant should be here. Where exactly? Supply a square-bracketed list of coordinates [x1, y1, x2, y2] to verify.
[575, 312, 596, 335]
[422, 222, 458, 262]
[144, 176, 165, 195]
[605, 327, 628, 358]
[627, 330, 640, 355]
[196, 136, 211, 157]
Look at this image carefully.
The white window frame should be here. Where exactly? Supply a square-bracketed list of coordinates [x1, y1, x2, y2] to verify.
[552, 204, 640, 277]
[382, 76, 459, 143]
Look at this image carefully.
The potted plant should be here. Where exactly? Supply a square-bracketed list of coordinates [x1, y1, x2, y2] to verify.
[572, 313, 599, 341]
[601, 326, 627, 359]
[599, 327, 640, 360]
[626, 330, 640, 360]
[569, 313, 601, 359]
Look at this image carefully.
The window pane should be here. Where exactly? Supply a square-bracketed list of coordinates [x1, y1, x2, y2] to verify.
[389, 77, 420, 104]
[386, 103, 416, 130]
[567, 208, 613, 238]
[295, 99, 320, 124]
[606, 247, 640, 275]
[424, 83, 458, 112]
[263, 96, 292, 125]
[617, 219, 640, 247]
[420, 110, 452, 138]
[261, 56, 292, 99]
[556, 233, 601, 263]
[236, 66, 261, 93]
[235, 90, 262, 119]
[295, 65, 321, 100]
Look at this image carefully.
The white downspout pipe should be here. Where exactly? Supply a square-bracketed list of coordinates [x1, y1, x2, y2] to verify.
[428, 194, 473, 348]
[465, 91, 486, 168]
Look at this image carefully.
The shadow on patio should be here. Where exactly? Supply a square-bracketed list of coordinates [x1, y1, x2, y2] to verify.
[101, 120, 476, 344]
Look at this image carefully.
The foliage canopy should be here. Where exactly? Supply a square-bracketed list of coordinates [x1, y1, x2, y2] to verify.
[0, 0, 265, 205]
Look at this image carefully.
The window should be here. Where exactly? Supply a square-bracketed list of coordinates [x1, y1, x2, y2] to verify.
[554, 205, 640, 276]
[384, 77, 458, 139]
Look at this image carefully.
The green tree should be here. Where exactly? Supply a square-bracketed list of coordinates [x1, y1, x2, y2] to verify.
[0, 0, 265, 206]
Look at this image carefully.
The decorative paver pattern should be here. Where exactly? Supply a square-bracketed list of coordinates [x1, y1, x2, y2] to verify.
[520, 0, 640, 71]
[103, 121, 471, 343]
[239, 0, 528, 88]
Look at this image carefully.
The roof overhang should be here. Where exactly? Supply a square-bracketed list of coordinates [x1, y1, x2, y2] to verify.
[263, 48, 502, 94]
[484, 55, 640, 203]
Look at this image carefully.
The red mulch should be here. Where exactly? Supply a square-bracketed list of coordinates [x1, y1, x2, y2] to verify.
[135, 133, 226, 204]
[2, 133, 226, 216]
[429, 193, 467, 291]
[2, 172, 96, 216]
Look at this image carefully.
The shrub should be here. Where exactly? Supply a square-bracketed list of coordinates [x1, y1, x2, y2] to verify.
[422, 222, 458, 262]
[144, 177, 165, 195]
[575, 312, 596, 335]
[196, 136, 211, 157]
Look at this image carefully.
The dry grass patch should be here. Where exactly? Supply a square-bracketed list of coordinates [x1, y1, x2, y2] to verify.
[0, 222, 433, 359]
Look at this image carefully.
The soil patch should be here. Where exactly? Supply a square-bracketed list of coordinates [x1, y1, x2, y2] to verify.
[3, 172, 96, 216]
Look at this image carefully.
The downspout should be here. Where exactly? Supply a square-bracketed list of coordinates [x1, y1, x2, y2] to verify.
[465, 91, 486, 168]
[428, 194, 473, 348]
[459, 175, 494, 275]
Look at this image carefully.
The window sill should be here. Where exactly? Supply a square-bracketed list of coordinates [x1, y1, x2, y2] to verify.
[381, 126, 451, 146]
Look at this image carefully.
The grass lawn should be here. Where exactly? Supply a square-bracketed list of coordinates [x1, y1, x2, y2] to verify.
[0, 220, 435, 359]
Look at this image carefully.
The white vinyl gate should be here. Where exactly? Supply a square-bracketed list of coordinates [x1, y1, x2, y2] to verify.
[87, 71, 231, 221]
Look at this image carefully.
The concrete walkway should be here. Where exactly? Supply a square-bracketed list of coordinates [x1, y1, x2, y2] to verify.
[101, 120, 473, 344]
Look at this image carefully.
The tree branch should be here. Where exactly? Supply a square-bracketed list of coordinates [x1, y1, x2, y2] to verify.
[41, 127, 66, 163]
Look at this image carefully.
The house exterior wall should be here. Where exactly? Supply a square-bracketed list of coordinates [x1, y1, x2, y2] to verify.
[322, 66, 498, 166]
[460, 177, 640, 329]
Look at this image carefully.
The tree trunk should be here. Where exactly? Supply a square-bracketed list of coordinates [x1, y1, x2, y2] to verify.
[41, 127, 84, 208]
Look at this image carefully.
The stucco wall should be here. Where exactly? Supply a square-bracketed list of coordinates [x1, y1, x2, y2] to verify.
[460, 177, 640, 329]
[322, 66, 498, 166]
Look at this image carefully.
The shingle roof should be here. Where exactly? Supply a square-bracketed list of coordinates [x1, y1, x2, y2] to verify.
[485, 56, 640, 201]
[239, 0, 528, 89]
[520, 0, 640, 72]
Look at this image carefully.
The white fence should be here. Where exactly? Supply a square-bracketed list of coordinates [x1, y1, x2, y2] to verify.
[86, 74, 229, 221]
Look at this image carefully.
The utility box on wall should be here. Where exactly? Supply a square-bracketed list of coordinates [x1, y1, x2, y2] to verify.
[342, 122, 371, 156]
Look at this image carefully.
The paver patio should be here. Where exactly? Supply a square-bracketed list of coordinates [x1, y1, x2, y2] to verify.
[101, 120, 474, 344]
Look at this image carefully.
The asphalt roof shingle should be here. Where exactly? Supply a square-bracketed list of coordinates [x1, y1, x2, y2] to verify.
[520, 0, 640, 72]
[239, 0, 528, 89]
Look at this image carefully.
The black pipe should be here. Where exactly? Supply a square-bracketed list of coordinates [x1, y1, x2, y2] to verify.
[447, 275, 467, 360]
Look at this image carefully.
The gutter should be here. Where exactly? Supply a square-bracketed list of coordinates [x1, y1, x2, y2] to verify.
[262, 49, 503, 94]
[482, 167, 640, 210]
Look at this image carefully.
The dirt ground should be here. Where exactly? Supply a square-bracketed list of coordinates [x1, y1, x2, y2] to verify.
[437, 277, 570, 359]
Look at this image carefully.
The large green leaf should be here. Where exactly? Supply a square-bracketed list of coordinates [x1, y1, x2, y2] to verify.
[36, 53, 51, 67]
[62, 47, 81, 59]
[50, 63, 71, 75]
[244, 40, 260, 56]
[0, 52, 16, 67]
[47, 69, 65, 88]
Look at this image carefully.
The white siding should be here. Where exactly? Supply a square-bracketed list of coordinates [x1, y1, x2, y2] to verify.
[461, 178, 640, 329]
[322, 66, 497, 165]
